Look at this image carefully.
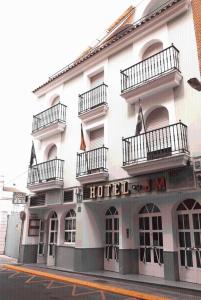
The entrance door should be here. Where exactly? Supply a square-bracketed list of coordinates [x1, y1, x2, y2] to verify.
[47, 212, 58, 266]
[139, 203, 164, 277]
[104, 207, 119, 272]
[177, 199, 201, 284]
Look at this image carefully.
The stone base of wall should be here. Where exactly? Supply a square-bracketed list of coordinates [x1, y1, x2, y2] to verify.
[18, 244, 38, 264]
[119, 249, 139, 274]
[164, 251, 179, 281]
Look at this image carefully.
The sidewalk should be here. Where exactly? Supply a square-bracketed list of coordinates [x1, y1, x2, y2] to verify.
[14, 263, 201, 294]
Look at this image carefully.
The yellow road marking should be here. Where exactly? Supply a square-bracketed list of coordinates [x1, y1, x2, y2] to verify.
[3, 264, 170, 300]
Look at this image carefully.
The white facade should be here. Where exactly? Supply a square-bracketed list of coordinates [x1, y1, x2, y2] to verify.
[23, 0, 201, 285]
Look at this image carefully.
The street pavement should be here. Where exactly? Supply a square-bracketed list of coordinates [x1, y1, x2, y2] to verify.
[0, 255, 201, 300]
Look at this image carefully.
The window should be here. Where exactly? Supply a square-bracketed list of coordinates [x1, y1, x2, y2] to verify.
[64, 209, 76, 244]
[28, 219, 40, 236]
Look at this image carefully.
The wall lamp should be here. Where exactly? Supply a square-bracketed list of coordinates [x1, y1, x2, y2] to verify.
[187, 77, 201, 91]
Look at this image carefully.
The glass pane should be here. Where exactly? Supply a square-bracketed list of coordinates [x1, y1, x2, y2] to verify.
[186, 250, 193, 267]
[179, 232, 185, 247]
[114, 232, 119, 245]
[153, 232, 159, 246]
[50, 232, 54, 243]
[140, 248, 144, 261]
[154, 248, 160, 263]
[108, 232, 112, 244]
[72, 231, 76, 243]
[177, 203, 186, 211]
[73, 219, 76, 230]
[160, 249, 164, 264]
[158, 216, 162, 230]
[185, 232, 191, 248]
[140, 232, 144, 246]
[51, 220, 55, 230]
[64, 232, 68, 242]
[183, 199, 195, 210]
[196, 251, 201, 268]
[114, 218, 119, 230]
[107, 219, 112, 230]
[145, 232, 150, 245]
[180, 250, 185, 266]
[144, 217, 149, 230]
[183, 214, 190, 229]
[109, 246, 113, 259]
[38, 244, 44, 255]
[146, 248, 151, 262]
[194, 232, 201, 248]
[68, 220, 72, 230]
[139, 217, 144, 230]
[106, 219, 109, 230]
[193, 214, 199, 229]
[159, 232, 163, 246]
[152, 217, 157, 230]
[49, 244, 53, 255]
[178, 215, 183, 229]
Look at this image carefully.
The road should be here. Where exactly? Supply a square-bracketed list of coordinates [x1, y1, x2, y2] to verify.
[0, 262, 201, 300]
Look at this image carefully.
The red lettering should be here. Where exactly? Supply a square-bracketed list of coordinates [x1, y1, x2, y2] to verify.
[155, 177, 166, 191]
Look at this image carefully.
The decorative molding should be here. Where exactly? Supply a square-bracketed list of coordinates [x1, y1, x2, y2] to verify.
[32, 122, 66, 140]
[76, 171, 109, 184]
[122, 153, 190, 176]
[79, 104, 108, 123]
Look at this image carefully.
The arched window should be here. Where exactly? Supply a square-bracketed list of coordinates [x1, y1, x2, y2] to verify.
[139, 203, 160, 214]
[64, 209, 76, 244]
[142, 42, 163, 60]
[47, 145, 57, 160]
[51, 95, 60, 106]
[146, 106, 169, 131]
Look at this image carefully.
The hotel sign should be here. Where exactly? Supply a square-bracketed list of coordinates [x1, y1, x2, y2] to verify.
[89, 177, 166, 199]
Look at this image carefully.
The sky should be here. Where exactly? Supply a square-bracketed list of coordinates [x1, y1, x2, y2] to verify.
[0, 0, 142, 189]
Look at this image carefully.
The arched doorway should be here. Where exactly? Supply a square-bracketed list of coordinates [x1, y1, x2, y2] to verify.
[47, 211, 58, 266]
[177, 199, 201, 284]
[139, 203, 164, 277]
[104, 207, 119, 272]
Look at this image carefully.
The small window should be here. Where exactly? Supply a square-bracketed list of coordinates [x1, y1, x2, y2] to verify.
[28, 219, 40, 236]
[64, 190, 74, 203]
[64, 209, 76, 244]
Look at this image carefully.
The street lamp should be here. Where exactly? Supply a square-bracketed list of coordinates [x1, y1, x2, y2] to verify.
[187, 77, 201, 91]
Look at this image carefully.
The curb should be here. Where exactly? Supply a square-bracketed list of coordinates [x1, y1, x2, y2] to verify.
[3, 264, 169, 300]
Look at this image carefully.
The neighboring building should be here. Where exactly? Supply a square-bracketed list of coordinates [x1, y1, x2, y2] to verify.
[21, 0, 201, 285]
[0, 176, 26, 257]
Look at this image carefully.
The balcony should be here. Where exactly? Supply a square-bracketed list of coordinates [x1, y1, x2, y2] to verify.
[27, 159, 64, 192]
[122, 122, 190, 176]
[120, 45, 182, 104]
[32, 103, 67, 140]
[76, 146, 109, 184]
[78, 83, 108, 122]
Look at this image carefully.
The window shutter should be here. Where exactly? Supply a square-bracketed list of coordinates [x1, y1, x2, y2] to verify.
[90, 128, 104, 150]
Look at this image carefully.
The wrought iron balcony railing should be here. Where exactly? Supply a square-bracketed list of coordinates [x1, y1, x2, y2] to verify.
[76, 146, 108, 177]
[122, 122, 189, 166]
[32, 103, 67, 132]
[121, 44, 180, 93]
[28, 159, 64, 185]
[78, 83, 108, 115]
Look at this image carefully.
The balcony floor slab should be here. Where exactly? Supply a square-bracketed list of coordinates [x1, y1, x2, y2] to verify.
[32, 122, 66, 140]
[122, 153, 190, 176]
[76, 171, 109, 184]
[28, 180, 63, 193]
[121, 69, 182, 104]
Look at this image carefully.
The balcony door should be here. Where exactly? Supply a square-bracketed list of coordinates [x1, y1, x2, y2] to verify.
[47, 211, 58, 266]
[145, 107, 170, 160]
[104, 207, 119, 272]
[89, 128, 104, 172]
[177, 199, 201, 284]
[139, 203, 164, 278]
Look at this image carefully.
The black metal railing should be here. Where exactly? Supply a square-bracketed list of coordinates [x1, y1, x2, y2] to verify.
[122, 122, 189, 165]
[78, 83, 108, 115]
[76, 146, 108, 177]
[121, 44, 180, 93]
[32, 103, 67, 132]
[28, 159, 64, 185]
